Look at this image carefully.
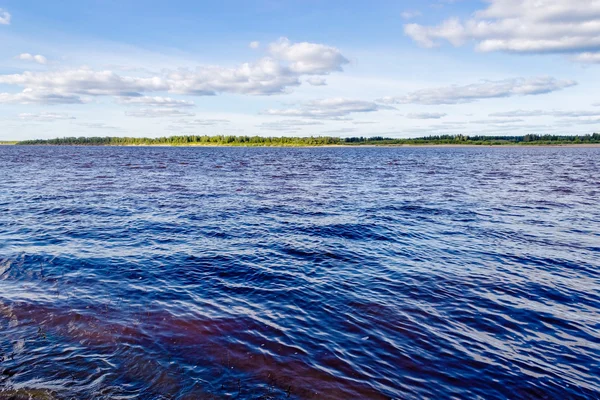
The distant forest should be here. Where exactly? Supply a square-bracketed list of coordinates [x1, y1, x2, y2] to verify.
[15, 133, 600, 146]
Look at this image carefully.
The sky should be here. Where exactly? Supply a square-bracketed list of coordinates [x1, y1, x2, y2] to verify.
[1, 0, 600, 140]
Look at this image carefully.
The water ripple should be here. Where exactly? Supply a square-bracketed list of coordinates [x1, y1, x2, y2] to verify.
[0, 146, 599, 399]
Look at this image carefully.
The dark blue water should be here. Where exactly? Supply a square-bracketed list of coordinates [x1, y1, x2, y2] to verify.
[0, 146, 599, 399]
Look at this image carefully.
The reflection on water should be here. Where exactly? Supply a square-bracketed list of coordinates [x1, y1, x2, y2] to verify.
[1, 146, 599, 399]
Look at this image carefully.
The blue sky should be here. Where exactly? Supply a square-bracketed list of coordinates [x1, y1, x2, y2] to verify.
[1, 0, 600, 139]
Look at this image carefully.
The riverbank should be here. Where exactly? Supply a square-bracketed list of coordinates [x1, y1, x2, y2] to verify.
[13, 134, 600, 147]
[10, 143, 600, 148]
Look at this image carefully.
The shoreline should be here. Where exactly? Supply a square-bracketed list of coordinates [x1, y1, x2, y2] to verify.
[7, 143, 600, 148]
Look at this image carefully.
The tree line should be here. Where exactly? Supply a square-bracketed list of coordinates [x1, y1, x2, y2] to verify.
[16, 133, 600, 146]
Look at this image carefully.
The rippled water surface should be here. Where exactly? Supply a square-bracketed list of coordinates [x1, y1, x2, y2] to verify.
[0, 146, 599, 399]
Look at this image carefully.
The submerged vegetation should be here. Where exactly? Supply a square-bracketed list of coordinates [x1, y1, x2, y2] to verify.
[15, 133, 600, 146]
[0, 389, 58, 399]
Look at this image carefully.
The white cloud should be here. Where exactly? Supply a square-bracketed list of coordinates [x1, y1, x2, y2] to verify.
[0, 38, 350, 103]
[403, 124, 469, 134]
[488, 109, 546, 117]
[0, 89, 84, 105]
[321, 128, 357, 134]
[0, 9, 10, 25]
[401, 11, 422, 20]
[548, 110, 600, 117]
[0, 69, 168, 96]
[125, 109, 196, 118]
[268, 37, 349, 74]
[306, 77, 327, 86]
[556, 118, 600, 125]
[489, 109, 600, 117]
[17, 53, 48, 65]
[166, 118, 238, 132]
[171, 118, 230, 126]
[117, 96, 195, 107]
[164, 58, 298, 95]
[406, 112, 447, 119]
[249, 41, 260, 49]
[402, 121, 559, 136]
[404, 0, 600, 63]
[573, 53, 600, 64]
[77, 122, 122, 130]
[379, 77, 576, 105]
[18, 112, 75, 122]
[470, 118, 525, 124]
[263, 98, 390, 119]
[256, 120, 324, 131]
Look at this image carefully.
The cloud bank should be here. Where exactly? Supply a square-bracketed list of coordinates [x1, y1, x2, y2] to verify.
[0, 37, 349, 105]
[379, 77, 576, 105]
[405, 0, 600, 63]
[263, 98, 390, 119]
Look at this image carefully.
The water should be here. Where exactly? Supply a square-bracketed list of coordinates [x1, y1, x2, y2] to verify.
[0, 145, 599, 399]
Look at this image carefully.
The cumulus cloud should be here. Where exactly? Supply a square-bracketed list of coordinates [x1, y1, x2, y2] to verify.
[404, 0, 600, 63]
[249, 41, 260, 49]
[164, 58, 299, 95]
[406, 112, 447, 119]
[489, 109, 600, 117]
[17, 53, 48, 65]
[18, 112, 75, 122]
[125, 109, 196, 118]
[117, 96, 195, 107]
[0, 38, 349, 104]
[0, 9, 10, 25]
[379, 77, 576, 105]
[268, 37, 349, 74]
[306, 77, 327, 86]
[263, 98, 391, 119]
[0, 69, 168, 96]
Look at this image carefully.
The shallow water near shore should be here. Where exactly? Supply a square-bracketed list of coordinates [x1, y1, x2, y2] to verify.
[1, 146, 599, 399]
